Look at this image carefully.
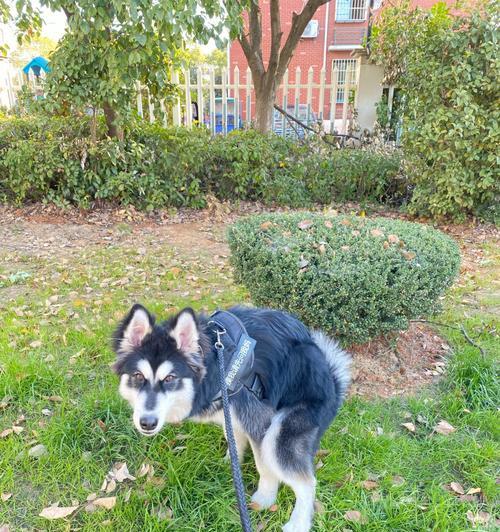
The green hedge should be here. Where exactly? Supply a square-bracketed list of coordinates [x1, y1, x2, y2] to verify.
[228, 212, 460, 345]
[0, 115, 404, 210]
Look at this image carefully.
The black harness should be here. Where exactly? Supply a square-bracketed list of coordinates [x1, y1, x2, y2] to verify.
[208, 310, 264, 404]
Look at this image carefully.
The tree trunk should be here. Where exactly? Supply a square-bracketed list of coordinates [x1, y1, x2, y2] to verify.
[254, 82, 277, 133]
[238, 0, 330, 133]
[102, 101, 122, 140]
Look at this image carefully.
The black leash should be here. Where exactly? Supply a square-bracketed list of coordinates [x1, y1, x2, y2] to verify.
[214, 328, 253, 532]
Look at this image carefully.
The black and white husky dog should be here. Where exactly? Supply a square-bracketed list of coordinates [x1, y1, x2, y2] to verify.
[113, 304, 351, 532]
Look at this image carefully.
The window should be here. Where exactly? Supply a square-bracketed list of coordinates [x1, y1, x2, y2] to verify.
[333, 59, 358, 103]
[302, 20, 319, 38]
[335, 0, 367, 22]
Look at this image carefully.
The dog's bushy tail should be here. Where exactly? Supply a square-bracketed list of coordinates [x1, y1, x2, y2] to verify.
[311, 330, 352, 400]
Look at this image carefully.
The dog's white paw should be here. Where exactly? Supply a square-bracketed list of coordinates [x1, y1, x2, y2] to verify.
[282, 521, 302, 532]
[250, 490, 276, 510]
[282, 519, 311, 532]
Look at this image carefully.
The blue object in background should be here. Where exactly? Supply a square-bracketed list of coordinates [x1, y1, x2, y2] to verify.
[22, 56, 51, 77]
[205, 98, 243, 134]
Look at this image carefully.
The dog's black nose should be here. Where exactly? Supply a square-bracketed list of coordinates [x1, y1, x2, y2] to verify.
[139, 416, 158, 431]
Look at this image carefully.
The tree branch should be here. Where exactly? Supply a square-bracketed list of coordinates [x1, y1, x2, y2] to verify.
[248, 0, 262, 58]
[276, 0, 329, 80]
[238, 0, 265, 78]
[267, 0, 283, 79]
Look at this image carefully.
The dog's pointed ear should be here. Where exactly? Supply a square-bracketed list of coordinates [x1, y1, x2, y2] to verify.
[113, 304, 154, 356]
[169, 308, 199, 355]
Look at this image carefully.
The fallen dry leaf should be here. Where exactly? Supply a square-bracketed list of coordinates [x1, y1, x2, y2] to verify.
[11, 426, 23, 435]
[466, 510, 490, 526]
[402, 251, 416, 261]
[297, 220, 313, 230]
[298, 257, 310, 269]
[316, 449, 330, 457]
[269, 504, 279, 512]
[449, 482, 465, 495]
[136, 463, 151, 478]
[361, 480, 379, 490]
[153, 505, 173, 520]
[392, 476, 405, 487]
[105, 479, 116, 494]
[434, 420, 456, 435]
[401, 422, 416, 433]
[39, 505, 78, 520]
[93, 497, 116, 510]
[86, 493, 97, 502]
[466, 487, 481, 495]
[112, 462, 136, 483]
[249, 501, 261, 511]
[324, 220, 333, 229]
[388, 234, 400, 244]
[344, 510, 367, 524]
[260, 221, 273, 231]
[47, 395, 63, 403]
[28, 444, 47, 458]
[147, 476, 165, 488]
[30, 340, 42, 349]
[0, 525, 10, 532]
[370, 229, 384, 238]
[458, 494, 478, 502]
[1, 493, 12, 502]
[314, 500, 325, 514]
[0, 429, 13, 438]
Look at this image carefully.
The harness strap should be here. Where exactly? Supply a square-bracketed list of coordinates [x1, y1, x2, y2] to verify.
[209, 310, 264, 403]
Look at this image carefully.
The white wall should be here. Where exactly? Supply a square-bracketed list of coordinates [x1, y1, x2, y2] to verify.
[356, 61, 384, 132]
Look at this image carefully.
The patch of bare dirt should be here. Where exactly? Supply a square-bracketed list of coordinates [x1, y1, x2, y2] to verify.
[349, 323, 451, 398]
[1, 202, 497, 398]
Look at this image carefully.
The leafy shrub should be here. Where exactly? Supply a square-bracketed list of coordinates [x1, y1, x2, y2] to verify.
[371, 1, 499, 220]
[0, 117, 208, 209]
[0, 115, 404, 210]
[228, 212, 460, 345]
[304, 148, 405, 205]
[204, 129, 312, 205]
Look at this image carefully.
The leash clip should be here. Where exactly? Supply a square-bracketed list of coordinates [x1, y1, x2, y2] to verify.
[208, 320, 226, 350]
[215, 329, 226, 350]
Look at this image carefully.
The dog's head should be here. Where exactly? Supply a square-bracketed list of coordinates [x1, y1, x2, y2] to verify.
[112, 304, 206, 436]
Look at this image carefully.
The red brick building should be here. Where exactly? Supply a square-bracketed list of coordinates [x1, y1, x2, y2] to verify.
[228, 0, 455, 131]
[229, 0, 381, 125]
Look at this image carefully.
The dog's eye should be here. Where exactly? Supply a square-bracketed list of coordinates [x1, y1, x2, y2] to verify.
[163, 374, 176, 383]
[133, 372, 145, 382]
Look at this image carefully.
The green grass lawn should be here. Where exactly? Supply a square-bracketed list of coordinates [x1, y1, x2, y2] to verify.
[0, 226, 498, 531]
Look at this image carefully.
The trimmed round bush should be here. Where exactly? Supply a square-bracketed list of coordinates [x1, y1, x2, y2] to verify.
[228, 212, 460, 345]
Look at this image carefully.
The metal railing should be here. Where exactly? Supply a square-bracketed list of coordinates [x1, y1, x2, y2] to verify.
[335, 0, 368, 22]
[331, 27, 367, 47]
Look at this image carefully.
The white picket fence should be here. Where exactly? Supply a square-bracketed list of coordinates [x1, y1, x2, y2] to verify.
[136, 64, 360, 137]
[2, 62, 360, 137]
